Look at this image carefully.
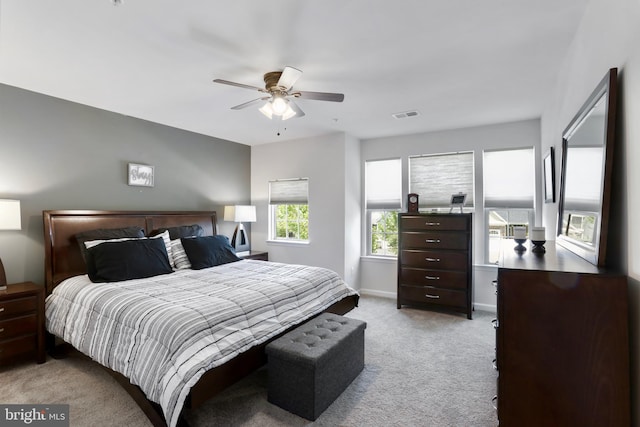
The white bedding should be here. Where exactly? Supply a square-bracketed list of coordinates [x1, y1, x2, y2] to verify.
[45, 260, 358, 427]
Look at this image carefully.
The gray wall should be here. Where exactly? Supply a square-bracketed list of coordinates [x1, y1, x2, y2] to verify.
[0, 83, 251, 286]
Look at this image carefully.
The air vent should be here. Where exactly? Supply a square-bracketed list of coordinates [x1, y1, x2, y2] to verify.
[392, 110, 420, 119]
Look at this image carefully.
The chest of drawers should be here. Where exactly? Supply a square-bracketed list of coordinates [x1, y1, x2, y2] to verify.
[0, 282, 46, 365]
[397, 213, 472, 319]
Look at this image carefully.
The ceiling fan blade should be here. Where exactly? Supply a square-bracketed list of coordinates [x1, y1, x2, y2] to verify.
[213, 78, 266, 92]
[277, 66, 303, 90]
[288, 100, 306, 118]
[231, 97, 270, 110]
[295, 91, 344, 102]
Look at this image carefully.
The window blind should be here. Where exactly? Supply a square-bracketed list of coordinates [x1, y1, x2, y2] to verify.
[269, 178, 309, 205]
[409, 152, 474, 208]
[365, 158, 402, 210]
[483, 148, 534, 208]
[563, 146, 603, 212]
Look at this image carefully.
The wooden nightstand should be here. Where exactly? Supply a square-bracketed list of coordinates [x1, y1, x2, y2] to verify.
[238, 251, 269, 261]
[0, 282, 46, 365]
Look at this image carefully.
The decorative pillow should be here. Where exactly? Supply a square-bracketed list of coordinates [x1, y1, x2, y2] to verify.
[170, 239, 192, 270]
[84, 231, 174, 268]
[86, 237, 172, 283]
[76, 226, 145, 263]
[180, 235, 240, 270]
[159, 224, 204, 240]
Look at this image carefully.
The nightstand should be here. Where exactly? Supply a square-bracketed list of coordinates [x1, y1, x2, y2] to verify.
[0, 282, 46, 365]
[239, 251, 269, 261]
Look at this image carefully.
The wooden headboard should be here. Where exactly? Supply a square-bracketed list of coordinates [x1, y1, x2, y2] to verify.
[43, 210, 218, 295]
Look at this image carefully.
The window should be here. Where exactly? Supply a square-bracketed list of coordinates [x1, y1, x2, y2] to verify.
[365, 159, 401, 256]
[409, 152, 475, 211]
[269, 178, 309, 242]
[483, 148, 534, 263]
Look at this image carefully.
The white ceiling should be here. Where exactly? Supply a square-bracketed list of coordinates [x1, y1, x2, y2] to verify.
[0, 0, 589, 146]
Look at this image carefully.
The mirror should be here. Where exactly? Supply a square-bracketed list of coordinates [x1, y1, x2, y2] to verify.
[557, 68, 617, 267]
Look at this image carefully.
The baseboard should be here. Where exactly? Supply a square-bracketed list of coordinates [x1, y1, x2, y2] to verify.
[358, 288, 396, 299]
[474, 302, 497, 313]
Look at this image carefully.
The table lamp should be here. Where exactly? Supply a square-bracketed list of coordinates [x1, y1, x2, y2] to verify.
[223, 205, 256, 254]
[0, 199, 21, 290]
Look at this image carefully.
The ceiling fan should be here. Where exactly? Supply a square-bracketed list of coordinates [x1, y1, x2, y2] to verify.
[213, 66, 344, 120]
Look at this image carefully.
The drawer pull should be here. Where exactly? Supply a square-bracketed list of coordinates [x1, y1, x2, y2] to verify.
[0, 307, 4, 313]
[425, 239, 441, 243]
[425, 294, 440, 299]
[492, 318, 499, 329]
[492, 358, 497, 370]
[425, 257, 441, 262]
[0, 328, 4, 333]
[425, 222, 441, 226]
[492, 395, 498, 410]
[425, 275, 440, 280]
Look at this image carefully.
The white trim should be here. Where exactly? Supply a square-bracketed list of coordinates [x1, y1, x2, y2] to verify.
[266, 239, 310, 246]
[474, 302, 497, 313]
[360, 255, 397, 264]
[359, 288, 396, 299]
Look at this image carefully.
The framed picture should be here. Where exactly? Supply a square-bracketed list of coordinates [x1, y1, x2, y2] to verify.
[128, 163, 154, 187]
[543, 148, 555, 203]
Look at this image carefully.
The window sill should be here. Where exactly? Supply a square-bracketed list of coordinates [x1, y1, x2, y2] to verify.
[360, 255, 397, 264]
[267, 239, 310, 246]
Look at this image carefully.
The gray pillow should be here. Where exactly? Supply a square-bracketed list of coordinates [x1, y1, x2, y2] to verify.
[159, 224, 204, 240]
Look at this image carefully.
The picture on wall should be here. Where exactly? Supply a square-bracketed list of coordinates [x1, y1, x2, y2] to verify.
[543, 148, 555, 203]
[128, 163, 154, 187]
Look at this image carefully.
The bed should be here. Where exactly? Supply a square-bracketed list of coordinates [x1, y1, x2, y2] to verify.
[43, 210, 359, 427]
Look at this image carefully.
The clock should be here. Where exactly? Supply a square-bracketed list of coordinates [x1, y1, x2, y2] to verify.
[407, 193, 419, 212]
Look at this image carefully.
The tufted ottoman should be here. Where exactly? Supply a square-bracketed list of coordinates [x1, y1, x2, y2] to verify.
[265, 312, 366, 420]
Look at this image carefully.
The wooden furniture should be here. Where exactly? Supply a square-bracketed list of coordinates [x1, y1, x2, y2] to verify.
[43, 210, 358, 427]
[0, 281, 46, 365]
[239, 251, 268, 261]
[397, 213, 472, 319]
[496, 240, 629, 426]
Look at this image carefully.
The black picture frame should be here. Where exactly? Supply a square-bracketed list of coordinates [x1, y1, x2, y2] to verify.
[543, 148, 555, 203]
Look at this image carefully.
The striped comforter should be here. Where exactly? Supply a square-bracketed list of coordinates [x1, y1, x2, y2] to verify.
[45, 260, 358, 427]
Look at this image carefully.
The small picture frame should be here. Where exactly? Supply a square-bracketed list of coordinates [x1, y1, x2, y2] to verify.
[128, 163, 154, 187]
[449, 193, 466, 213]
[543, 148, 555, 203]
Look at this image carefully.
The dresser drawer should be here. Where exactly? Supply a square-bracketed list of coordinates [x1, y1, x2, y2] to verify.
[401, 215, 469, 231]
[401, 231, 469, 250]
[0, 314, 37, 340]
[400, 249, 469, 271]
[399, 284, 467, 308]
[0, 334, 37, 364]
[399, 267, 468, 290]
[0, 296, 37, 318]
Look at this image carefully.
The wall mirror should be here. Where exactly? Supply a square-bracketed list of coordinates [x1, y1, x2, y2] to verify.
[556, 68, 617, 267]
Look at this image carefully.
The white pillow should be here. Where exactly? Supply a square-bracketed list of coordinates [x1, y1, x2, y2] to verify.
[170, 239, 192, 270]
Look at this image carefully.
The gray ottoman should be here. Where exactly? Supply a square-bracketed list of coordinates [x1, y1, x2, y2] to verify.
[265, 312, 366, 420]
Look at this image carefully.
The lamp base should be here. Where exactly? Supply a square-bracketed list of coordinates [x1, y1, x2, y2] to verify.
[0, 257, 7, 290]
[231, 223, 250, 253]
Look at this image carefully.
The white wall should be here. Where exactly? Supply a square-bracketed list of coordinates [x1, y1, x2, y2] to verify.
[539, 0, 640, 422]
[359, 119, 542, 311]
[250, 132, 361, 288]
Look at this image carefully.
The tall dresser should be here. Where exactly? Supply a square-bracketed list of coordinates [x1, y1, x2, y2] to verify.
[496, 240, 629, 426]
[397, 213, 472, 319]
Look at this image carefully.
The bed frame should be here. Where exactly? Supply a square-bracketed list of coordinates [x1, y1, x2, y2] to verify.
[43, 210, 359, 426]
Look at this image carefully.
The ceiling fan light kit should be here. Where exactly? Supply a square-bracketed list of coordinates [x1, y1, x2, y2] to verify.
[213, 66, 344, 121]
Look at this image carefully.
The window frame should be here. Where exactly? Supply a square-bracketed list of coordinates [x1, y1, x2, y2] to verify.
[268, 178, 309, 243]
[364, 158, 402, 257]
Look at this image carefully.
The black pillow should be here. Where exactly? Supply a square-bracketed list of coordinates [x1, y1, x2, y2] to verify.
[86, 237, 173, 283]
[180, 235, 240, 270]
[76, 226, 145, 263]
[159, 224, 205, 240]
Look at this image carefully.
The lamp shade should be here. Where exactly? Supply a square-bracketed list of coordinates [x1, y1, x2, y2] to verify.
[0, 199, 21, 230]
[224, 205, 256, 223]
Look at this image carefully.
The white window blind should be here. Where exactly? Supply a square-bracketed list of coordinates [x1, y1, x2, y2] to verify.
[409, 152, 474, 208]
[365, 159, 402, 210]
[483, 148, 534, 208]
[269, 178, 309, 205]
